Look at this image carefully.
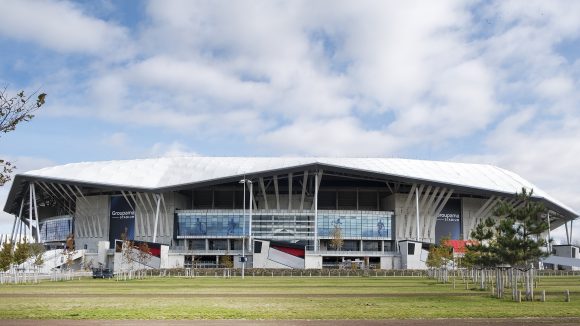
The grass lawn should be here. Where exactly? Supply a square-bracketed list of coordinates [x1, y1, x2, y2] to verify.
[0, 275, 579, 320]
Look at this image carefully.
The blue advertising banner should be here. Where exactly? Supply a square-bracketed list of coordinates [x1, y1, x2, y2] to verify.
[109, 196, 135, 248]
[435, 198, 462, 243]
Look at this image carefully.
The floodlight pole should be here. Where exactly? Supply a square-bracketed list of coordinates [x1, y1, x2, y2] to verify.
[241, 179, 246, 279]
[249, 181, 253, 251]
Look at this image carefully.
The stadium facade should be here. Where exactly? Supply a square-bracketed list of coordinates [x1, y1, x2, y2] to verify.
[3, 157, 578, 270]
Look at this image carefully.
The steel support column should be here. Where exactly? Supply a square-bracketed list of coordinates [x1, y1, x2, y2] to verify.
[249, 181, 253, 251]
[32, 183, 40, 242]
[153, 194, 161, 243]
[546, 212, 551, 253]
[10, 199, 24, 243]
[28, 184, 33, 241]
[415, 186, 420, 242]
[314, 172, 318, 252]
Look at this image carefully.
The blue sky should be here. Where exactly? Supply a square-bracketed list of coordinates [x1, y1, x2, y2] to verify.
[1, 0, 579, 242]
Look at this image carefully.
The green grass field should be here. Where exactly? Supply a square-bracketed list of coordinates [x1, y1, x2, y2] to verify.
[0, 275, 579, 320]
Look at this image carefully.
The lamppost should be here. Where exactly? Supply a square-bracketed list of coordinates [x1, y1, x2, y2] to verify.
[239, 178, 252, 279]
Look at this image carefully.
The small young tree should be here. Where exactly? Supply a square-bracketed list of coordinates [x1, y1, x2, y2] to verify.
[0, 241, 14, 284]
[426, 237, 453, 283]
[63, 233, 77, 276]
[118, 228, 136, 280]
[220, 255, 233, 269]
[121, 239, 135, 280]
[330, 225, 344, 251]
[29, 243, 45, 283]
[13, 239, 31, 283]
[13, 239, 31, 267]
[136, 242, 152, 279]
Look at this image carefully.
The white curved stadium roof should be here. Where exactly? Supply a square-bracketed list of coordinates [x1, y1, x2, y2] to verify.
[19, 157, 576, 216]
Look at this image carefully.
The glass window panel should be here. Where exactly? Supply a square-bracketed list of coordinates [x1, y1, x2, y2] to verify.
[175, 210, 393, 241]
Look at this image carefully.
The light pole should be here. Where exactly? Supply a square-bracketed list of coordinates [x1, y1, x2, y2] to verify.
[239, 178, 252, 279]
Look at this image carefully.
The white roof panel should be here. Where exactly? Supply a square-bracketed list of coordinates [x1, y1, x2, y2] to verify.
[21, 157, 576, 215]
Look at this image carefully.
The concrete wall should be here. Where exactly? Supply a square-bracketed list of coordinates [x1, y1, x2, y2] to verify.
[75, 192, 182, 252]
[305, 255, 322, 269]
[379, 255, 401, 270]
[399, 240, 427, 270]
[554, 245, 580, 259]
[165, 252, 184, 269]
[75, 195, 109, 252]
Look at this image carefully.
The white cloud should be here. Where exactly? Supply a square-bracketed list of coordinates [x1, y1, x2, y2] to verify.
[536, 76, 574, 98]
[70, 0, 497, 156]
[102, 132, 129, 148]
[0, 0, 131, 56]
[147, 141, 199, 158]
[259, 117, 399, 156]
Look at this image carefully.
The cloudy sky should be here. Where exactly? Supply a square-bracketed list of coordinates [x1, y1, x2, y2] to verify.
[0, 0, 579, 242]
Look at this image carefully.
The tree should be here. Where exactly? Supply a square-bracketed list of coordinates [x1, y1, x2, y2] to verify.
[330, 224, 344, 251]
[464, 217, 500, 290]
[30, 243, 45, 268]
[29, 243, 45, 283]
[426, 237, 453, 283]
[493, 188, 548, 301]
[136, 242, 152, 279]
[0, 241, 14, 275]
[13, 238, 31, 267]
[465, 188, 549, 300]
[220, 255, 233, 269]
[0, 87, 46, 185]
[63, 233, 76, 272]
[494, 189, 549, 269]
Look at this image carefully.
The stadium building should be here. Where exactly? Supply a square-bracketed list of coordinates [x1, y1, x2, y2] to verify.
[3, 157, 578, 270]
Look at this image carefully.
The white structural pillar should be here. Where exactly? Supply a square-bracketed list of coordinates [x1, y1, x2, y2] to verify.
[415, 186, 420, 242]
[249, 181, 253, 251]
[314, 172, 319, 252]
[10, 215, 17, 243]
[547, 211, 551, 253]
[10, 199, 24, 243]
[153, 193, 161, 243]
[32, 183, 40, 243]
[28, 183, 33, 241]
[17, 218, 24, 243]
[242, 180, 246, 279]
[16, 218, 20, 244]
